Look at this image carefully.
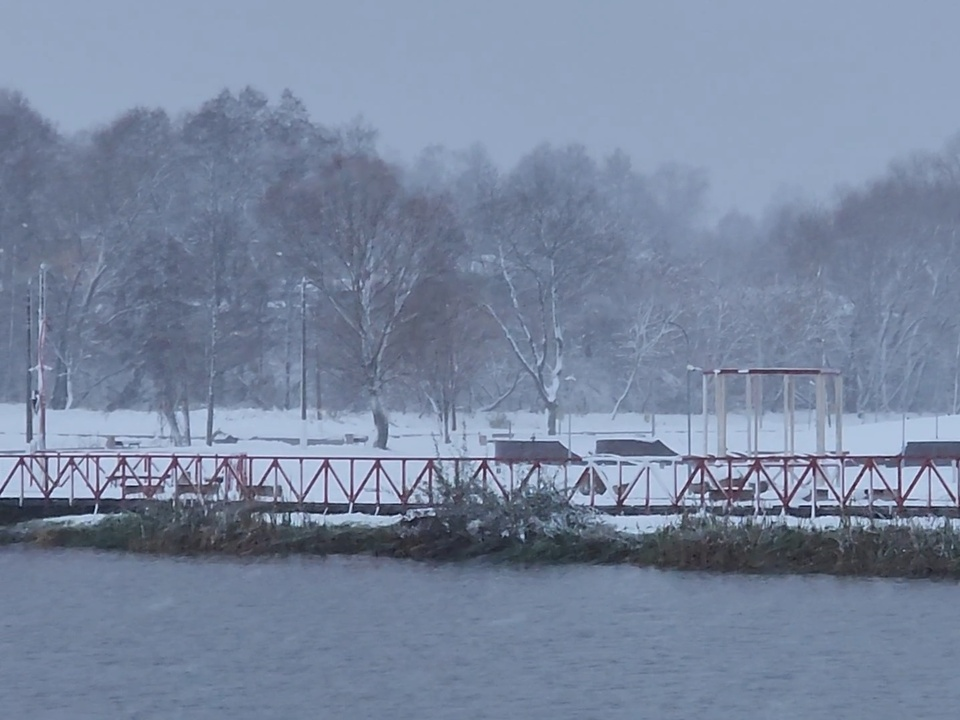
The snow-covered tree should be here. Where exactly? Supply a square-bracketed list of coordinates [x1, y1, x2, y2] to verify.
[265, 151, 461, 448]
[487, 144, 624, 434]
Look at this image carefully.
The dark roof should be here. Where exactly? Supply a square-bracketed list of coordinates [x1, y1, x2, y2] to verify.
[594, 439, 678, 457]
[493, 440, 581, 463]
[902, 441, 960, 458]
[702, 367, 841, 376]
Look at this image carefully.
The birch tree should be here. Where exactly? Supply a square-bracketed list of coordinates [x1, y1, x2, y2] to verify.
[487, 145, 622, 435]
[266, 152, 460, 448]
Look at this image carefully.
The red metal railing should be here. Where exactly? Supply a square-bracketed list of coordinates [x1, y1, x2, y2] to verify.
[1, 452, 959, 514]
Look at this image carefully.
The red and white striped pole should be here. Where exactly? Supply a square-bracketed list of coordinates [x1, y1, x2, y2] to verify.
[36, 263, 48, 452]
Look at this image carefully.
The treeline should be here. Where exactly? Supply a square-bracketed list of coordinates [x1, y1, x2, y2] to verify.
[1, 86, 958, 447]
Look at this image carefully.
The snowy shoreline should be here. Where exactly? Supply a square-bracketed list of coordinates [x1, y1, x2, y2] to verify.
[5, 509, 960, 581]
[16, 510, 958, 535]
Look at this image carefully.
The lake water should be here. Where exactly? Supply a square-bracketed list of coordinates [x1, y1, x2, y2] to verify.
[1, 549, 958, 719]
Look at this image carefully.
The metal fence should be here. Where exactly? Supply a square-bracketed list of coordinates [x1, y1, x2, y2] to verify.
[3, 452, 960, 516]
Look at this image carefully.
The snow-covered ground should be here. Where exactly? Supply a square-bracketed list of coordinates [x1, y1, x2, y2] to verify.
[0, 403, 952, 458]
[5, 403, 960, 518]
[23, 508, 958, 538]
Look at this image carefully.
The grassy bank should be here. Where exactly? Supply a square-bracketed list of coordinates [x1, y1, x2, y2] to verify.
[6, 505, 960, 579]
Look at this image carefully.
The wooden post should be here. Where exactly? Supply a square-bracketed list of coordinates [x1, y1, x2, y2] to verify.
[815, 374, 827, 454]
[835, 374, 843, 453]
[717, 373, 727, 456]
[702, 372, 709, 455]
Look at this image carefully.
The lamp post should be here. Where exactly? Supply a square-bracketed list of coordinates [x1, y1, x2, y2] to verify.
[36, 263, 49, 452]
[564, 375, 576, 457]
[685, 364, 702, 456]
[25, 279, 32, 447]
[299, 277, 307, 447]
[297, 276, 323, 447]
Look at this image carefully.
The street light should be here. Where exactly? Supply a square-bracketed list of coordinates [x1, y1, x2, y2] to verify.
[300, 277, 308, 447]
[36, 263, 49, 452]
[564, 375, 576, 456]
[298, 276, 324, 447]
[685, 364, 702, 456]
[25, 278, 32, 447]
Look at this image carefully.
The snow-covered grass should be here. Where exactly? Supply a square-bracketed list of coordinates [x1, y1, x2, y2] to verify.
[602, 512, 960, 535]
[0, 403, 955, 458]
[15, 501, 960, 580]
[27, 509, 959, 538]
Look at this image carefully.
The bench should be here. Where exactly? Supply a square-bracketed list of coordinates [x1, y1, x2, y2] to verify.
[105, 435, 142, 449]
[573, 469, 607, 496]
[174, 478, 223, 498]
[686, 478, 769, 502]
[120, 481, 165, 499]
[707, 487, 755, 502]
[863, 487, 898, 502]
[241, 485, 285, 501]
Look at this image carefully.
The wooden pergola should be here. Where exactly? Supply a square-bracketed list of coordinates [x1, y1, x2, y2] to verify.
[700, 368, 843, 456]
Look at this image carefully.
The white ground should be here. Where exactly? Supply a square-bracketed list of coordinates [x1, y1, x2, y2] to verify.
[1, 403, 951, 457]
[10, 402, 960, 533]
[26, 508, 956, 538]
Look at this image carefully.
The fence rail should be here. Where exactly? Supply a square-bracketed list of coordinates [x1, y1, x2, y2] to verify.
[3, 452, 960, 516]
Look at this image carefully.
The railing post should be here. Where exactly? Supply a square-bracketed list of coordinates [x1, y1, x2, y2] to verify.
[645, 466, 650, 512]
[811, 459, 818, 520]
[897, 458, 904, 515]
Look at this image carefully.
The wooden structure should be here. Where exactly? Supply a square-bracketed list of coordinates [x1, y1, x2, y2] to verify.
[700, 368, 843, 456]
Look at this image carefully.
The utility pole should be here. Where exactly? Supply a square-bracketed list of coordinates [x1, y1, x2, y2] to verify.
[685, 365, 694, 456]
[299, 277, 307, 447]
[37, 264, 49, 451]
[25, 280, 33, 447]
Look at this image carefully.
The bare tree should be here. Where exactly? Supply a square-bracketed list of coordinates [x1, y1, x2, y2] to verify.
[266, 152, 460, 448]
[611, 306, 678, 419]
[486, 145, 622, 434]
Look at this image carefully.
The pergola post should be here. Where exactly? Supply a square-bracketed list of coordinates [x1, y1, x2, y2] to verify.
[717, 373, 727, 456]
[834, 374, 843, 452]
[702, 373, 709, 455]
[753, 375, 762, 452]
[702, 367, 841, 457]
[815, 374, 827, 454]
[782, 375, 790, 454]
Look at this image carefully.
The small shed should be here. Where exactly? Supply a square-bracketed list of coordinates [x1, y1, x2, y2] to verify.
[493, 440, 581, 463]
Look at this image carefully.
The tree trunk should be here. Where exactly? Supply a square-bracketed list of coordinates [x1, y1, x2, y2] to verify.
[371, 394, 389, 449]
[205, 307, 217, 446]
[315, 346, 322, 420]
[180, 389, 192, 447]
[546, 401, 558, 436]
[51, 352, 68, 410]
[162, 396, 184, 446]
[439, 384, 450, 443]
[283, 304, 291, 411]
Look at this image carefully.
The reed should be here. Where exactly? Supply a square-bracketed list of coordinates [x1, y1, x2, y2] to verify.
[7, 476, 960, 579]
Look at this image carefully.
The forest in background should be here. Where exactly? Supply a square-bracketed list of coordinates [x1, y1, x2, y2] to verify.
[2, 86, 959, 447]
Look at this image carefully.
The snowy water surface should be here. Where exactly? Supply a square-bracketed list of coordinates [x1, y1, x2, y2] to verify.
[0, 549, 958, 719]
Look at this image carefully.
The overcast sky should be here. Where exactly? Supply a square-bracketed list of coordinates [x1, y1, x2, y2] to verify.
[3, 0, 960, 219]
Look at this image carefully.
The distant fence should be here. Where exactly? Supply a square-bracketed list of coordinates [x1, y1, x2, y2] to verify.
[3, 452, 960, 516]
